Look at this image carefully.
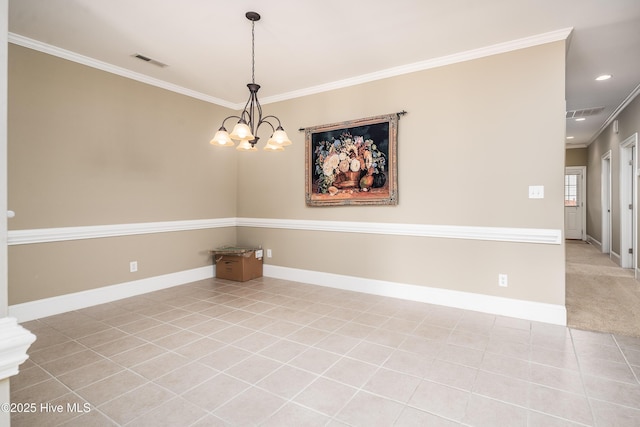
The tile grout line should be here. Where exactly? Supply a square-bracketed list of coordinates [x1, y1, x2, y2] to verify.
[612, 334, 640, 385]
[569, 328, 599, 427]
[13, 277, 640, 426]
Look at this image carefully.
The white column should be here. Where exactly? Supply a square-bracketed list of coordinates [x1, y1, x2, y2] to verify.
[0, 318, 36, 380]
[0, 0, 10, 421]
[1, 2, 36, 426]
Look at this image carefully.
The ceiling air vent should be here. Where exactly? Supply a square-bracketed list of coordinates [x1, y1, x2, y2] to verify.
[565, 107, 604, 119]
[132, 53, 168, 68]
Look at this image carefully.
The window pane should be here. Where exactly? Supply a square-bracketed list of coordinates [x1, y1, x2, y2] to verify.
[565, 174, 578, 207]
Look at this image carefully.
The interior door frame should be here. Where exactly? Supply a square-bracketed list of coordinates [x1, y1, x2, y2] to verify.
[601, 151, 612, 254]
[565, 166, 586, 241]
[620, 133, 638, 273]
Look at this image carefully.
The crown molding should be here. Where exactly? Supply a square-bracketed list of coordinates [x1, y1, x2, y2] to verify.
[261, 28, 573, 105]
[9, 28, 572, 109]
[8, 33, 238, 109]
[588, 82, 640, 146]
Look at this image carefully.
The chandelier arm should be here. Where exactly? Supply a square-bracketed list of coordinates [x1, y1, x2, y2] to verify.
[254, 94, 263, 131]
[255, 119, 276, 135]
[219, 115, 242, 129]
[260, 115, 284, 130]
[239, 95, 253, 124]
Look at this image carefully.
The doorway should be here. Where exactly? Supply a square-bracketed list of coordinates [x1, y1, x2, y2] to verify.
[601, 152, 612, 255]
[565, 167, 586, 240]
[620, 133, 638, 273]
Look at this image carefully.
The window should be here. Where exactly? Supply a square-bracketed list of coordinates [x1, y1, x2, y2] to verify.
[565, 174, 578, 207]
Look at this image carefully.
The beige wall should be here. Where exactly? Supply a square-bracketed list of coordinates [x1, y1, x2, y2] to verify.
[237, 41, 567, 305]
[566, 148, 588, 166]
[9, 228, 235, 304]
[587, 94, 640, 256]
[8, 40, 567, 308]
[8, 45, 237, 304]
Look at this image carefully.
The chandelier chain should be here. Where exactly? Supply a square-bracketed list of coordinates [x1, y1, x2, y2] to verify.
[251, 20, 255, 84]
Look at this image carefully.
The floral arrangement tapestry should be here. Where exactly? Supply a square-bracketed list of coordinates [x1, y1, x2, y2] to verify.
[305, 113, 398, 206]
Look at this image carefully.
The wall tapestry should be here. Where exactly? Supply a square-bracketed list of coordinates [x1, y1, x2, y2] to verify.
[304, 112, 402, 206]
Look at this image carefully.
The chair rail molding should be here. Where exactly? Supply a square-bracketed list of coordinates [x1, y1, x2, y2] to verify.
[8, 217, 562, 246]
[237, 218, 562, 245]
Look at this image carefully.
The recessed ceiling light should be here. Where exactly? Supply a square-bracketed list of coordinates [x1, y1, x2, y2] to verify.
[575, 118, 586, 122]
[595, 74, 612, 81]
[566, 136, 575, 139]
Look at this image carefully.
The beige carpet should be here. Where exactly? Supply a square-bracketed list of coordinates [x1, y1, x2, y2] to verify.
[566, 240, 640, 337]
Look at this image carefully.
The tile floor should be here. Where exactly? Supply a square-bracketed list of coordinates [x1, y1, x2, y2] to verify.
[9, 277, 640, 426]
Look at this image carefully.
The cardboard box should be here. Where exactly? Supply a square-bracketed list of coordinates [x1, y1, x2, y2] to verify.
[213, 248, 263, 282]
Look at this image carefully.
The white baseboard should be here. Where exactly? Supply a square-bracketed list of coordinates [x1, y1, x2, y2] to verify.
[9, 266, 214, 323]
[586, 235, 602, 250]
[264, 265, 567, 326]
[9, 263, 566, 326]
[611, 250, 622, 266]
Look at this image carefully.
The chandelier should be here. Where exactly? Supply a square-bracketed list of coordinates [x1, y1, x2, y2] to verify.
[210, 11, 292, 152]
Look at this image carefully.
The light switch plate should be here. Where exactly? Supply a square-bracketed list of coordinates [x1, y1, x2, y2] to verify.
[255, 249, 263, 259]
[528, 185, 544, 199]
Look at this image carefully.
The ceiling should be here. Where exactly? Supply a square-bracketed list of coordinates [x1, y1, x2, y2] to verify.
[8, 0, 640, 148]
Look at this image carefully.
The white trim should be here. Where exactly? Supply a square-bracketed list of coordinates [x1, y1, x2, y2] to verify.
[589, 82, 640, 146]
[8, 266, 214, 322]
[7, 33, 237, 109]
[264, 265, 567, 325]
[237, 218, 562, 245]
[565, 166, 587, 241]
[586, 235, 603, 251]
[611, 250, 622, 266]
[262, 28, 573, 105]
[8, 218, 236, 245]
[9, 28, 572, 109]
[601, 151, 612, 254]
[619, 133, 638, 272]
[8, 217, 562, 246]
[0, 317, 36, 380]
[8, 262, 566, 326]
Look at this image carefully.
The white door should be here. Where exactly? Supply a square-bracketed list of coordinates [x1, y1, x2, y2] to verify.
[602, 153, 612, 254]
[565, 168, 585, 240]
[620, 135, 637, 270]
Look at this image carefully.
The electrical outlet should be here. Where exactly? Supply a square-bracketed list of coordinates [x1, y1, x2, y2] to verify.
[130, 261, 138, 273]
[267, 249, 272, 258]
[498, 273, 508, 287]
